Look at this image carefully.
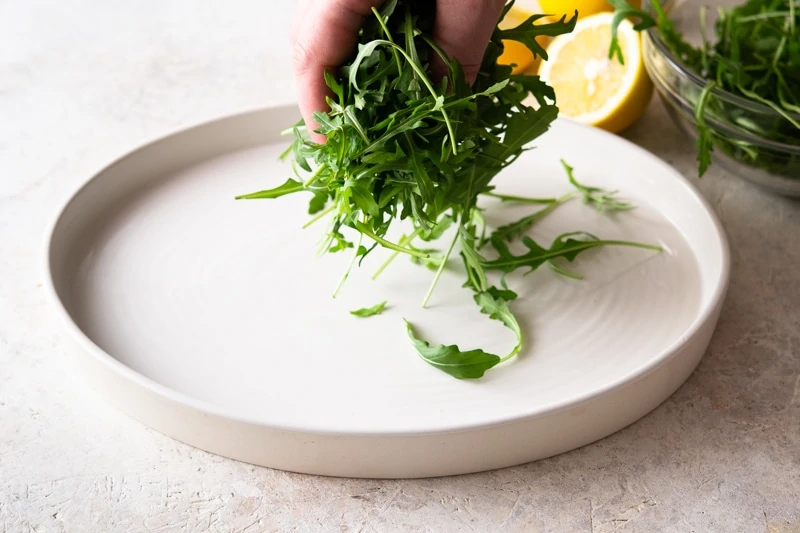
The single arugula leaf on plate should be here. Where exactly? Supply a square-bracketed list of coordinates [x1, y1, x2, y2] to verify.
[405, 287, 521, 378]
[483, 232, 662, 275]
[487, 159, 634, 246]
[561, 160, 634, 212]
[350, 301, 389, 318]
[404, 320, 501, 379]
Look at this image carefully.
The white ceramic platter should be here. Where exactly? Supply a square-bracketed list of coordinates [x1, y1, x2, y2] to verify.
[45, 105, 729, 479]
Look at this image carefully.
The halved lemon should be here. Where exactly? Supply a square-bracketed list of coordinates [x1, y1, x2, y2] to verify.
[537, 11, 653, 133]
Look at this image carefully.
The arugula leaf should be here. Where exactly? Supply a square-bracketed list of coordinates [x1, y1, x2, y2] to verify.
[694, 82, 717, 177]
[419, 215, 453, 242]
[561, 160, 634, 212]
[491, 195, 572, 243]
[488, 161, 635, 246]
[328, 230, 353, 253]
[235, 178, 305, 200]
[404, 320, 501, 379]
[484, 232, 662, 274]
[405, 287, 522, 378]
[460, 229, 490, 294]
[494, 12, 578, 61]
[411, 254, 443, 271]
[308, 189, 329, 214]
[486, 286, 518, 302]
[350, 301, 388, 318]
[606, 0, 658, 64]
[474, 290, 522, 359]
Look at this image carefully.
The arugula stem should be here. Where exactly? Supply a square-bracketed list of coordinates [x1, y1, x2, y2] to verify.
[333, 233, 363, 298]
[302, 204, 336, 229]
[421, 229, 459, 308]
[280, 124, 307, 136]
[546, 259, 583, 279]
[471, 209, 489, 250]
[499, 344, 521, 363]
[371, 7, 404, 76]
[372, 227, 423, 280]
[540, 193, 575, 214]
[278, 143, 293, 161]
[370, 39, 457, 154]
[737, 12, 788, 23]
[694, 81, 717, 175]
[483, 192, 561, 204]
[354, 222, 429, 258]
[772, 15, 789, 69]
[303, 163, 328, 188]
[591, 240, 663, 251]
[489, 193, 576, 243]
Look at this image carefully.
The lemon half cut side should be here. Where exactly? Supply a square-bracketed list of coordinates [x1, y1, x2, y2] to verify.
[537, 12, 654, 133]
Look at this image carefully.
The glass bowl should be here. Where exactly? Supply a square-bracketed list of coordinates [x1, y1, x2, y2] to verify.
[641, 0, 800, 196]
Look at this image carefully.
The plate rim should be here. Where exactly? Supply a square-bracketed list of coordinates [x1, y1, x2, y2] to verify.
[43, 104, 732, 437]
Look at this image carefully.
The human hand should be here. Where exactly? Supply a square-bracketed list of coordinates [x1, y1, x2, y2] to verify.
[290, 0, 507, 143]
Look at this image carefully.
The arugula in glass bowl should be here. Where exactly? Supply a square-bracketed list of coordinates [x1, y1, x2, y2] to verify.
[611, 0, 800, 195]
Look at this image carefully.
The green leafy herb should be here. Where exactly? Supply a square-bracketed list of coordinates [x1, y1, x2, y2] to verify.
[562, 159, 634, 211]
[409, 245, 444, 271]
[484, 232, 662, 275]
[489, 195, 571, 243]
[240, 0, 661, 378]
[350, 300, 388, 318]
[235, 178, 305, 200]
[404, 286, 522, 379]
[474, 289, 522, 357]
[487, 161, 634, 245]
[404, 320, 501, 379]
[609, 0, 800, 178]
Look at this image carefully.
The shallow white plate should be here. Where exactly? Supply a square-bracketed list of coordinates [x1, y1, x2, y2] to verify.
[45, 105, 729, 478]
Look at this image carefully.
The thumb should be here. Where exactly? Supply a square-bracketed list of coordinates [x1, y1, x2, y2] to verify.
[433, 0, 507, 84]
[291, 0, 383, 143]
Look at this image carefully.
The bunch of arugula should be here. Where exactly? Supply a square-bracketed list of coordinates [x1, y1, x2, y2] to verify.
[609, 0, 800, 178]
[239, 0, 661, 379]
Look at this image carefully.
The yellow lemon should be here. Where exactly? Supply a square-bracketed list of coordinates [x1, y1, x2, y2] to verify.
[537, 11, 653, 133]
[537, 0, 641, 19]
[497, 6, 552, 74]
[538, 0, 610, 18]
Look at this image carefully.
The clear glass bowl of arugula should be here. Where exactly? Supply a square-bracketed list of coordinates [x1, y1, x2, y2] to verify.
[640, 0, 800, 196]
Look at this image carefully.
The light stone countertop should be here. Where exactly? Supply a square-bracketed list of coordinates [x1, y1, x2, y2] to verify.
[1, 1, 799, 532]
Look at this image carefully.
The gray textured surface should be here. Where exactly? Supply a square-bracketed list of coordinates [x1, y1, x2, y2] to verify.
[1, 1, 799, 532]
